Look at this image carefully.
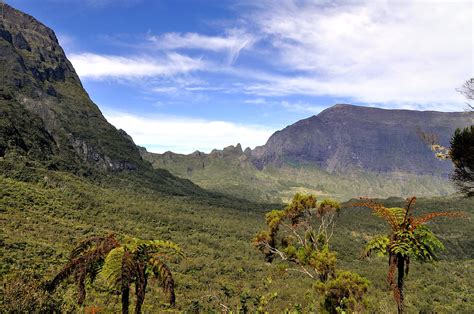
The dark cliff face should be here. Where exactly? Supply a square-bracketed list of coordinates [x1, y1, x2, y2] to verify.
[0, 4, 143, 171]
[251, 104, 474, 176]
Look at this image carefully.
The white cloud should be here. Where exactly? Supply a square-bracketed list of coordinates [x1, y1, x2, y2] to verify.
[245, 0, 472, 108]
[280, 101, 325, 114]
[244, 98, 268, 105]
[69, 52, 205, 80]
[104, 110, 274, 154]
[56, 33, 75, 52]
[151, 86, 179, 93]
[147, 29, 256, 64]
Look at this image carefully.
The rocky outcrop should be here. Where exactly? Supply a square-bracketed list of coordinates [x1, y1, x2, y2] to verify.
[0, 4, 144, 171]
[251, 104, 473, 176]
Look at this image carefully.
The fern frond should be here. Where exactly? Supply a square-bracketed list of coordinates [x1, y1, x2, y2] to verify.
[150, 257, 176, 306]
[75, 265, 87, 305]
[46, 240, 116, 293]
[45, 258, 80, 292]
[101, 247, 126, 288]
[411, 211, 467, 230]
[352, 200, 401, 230]
[364, 235, 390, 258]
[70, 234, 118, 259]
[136, 240, 184, 260]
[405, 197, 416, 214]
[411, 226, 444, 261]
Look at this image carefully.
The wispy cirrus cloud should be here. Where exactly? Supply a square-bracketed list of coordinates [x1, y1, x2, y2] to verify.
[69, 52, 205, 80]
[104, 110, 274, 153]
[147, 29, 256, 64]
[280, 101, 325, 114]
[242, 0, 472, 108]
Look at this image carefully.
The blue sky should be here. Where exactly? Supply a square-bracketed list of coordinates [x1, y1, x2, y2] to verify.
[8, 0, 473, 153]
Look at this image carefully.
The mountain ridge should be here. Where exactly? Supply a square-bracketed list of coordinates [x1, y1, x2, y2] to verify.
[0, 3, 144, 171]
[251, 104, 473, 174]
[0, 3, 227, 200]
[142, 104, 472, 201]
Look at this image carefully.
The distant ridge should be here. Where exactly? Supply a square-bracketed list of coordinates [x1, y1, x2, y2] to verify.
[251, 104, 473, 175]
[142, 104, 472, 201]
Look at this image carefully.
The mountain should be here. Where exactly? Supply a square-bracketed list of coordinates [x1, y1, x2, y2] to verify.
[0, 4, 234, 199]
[251, 104, 473, 175]
[0, 3, 143, 171]
[143, 105, 473, 202]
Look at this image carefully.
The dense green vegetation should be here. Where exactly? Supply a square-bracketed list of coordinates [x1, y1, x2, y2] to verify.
[356, 197, 465, 313]
[1, 161, 473, 312]
[142, 148, 455, 203]
[450, 125, 474, 197]
[254, 194, 369, 313]
[1, 4, 472, 313]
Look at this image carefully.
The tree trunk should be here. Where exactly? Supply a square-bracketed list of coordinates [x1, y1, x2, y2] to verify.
[122, 284, 130, 314]
[396, 254, 405, 314]
[76, 267, 87, 305]
[134, 264, 147, 314]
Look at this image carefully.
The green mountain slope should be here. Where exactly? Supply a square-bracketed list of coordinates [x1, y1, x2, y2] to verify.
[0, 3, 230, 198]
[1, 4, 473, 313]
[1, 172, 473, 312]
[0, 3, 145, 171]
[141, 105, 472, 202]
[141, 145, 456, 202]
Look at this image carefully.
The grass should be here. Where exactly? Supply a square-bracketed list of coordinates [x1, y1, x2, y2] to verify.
[1, 163, 473, 312]
[142, 149, 456, 203]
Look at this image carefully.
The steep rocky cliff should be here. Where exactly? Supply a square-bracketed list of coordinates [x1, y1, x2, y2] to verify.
[251, 104, 473, 176]
[0, 4, 142, 171]
[142, 105, 472, 201]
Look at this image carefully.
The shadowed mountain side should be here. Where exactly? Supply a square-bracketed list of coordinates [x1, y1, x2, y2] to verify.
[0, 3, 143, 171]
[251, 104, 473, 175]
[140, 144, 456, 202]
[0, 4, 267, 204]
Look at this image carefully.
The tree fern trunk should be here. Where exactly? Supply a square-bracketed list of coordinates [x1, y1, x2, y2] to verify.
[134, 263, 147, 314]
[122, 284, 130, 314]
[76, 267, 87, 305]
[396, 254, 405, 314]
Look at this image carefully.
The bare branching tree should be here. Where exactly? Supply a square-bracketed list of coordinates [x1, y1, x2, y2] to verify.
[456, 78, 474, 111]
[253, 194, 369, 312]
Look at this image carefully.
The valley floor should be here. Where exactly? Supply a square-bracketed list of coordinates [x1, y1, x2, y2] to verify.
[1, 169, 473, 312]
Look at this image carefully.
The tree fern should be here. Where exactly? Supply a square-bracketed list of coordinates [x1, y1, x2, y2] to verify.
[354, 196, 465, 313]
[46, 234, 181, 313]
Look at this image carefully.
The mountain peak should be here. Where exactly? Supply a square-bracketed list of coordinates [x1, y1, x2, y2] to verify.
[252, 106, 473, 174]
[0, 4, 145, 171]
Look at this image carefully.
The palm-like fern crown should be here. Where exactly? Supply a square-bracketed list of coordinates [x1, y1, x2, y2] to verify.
[99, 237, 182, 308]
[101, 238, 183, 288]
[354, 197, 465, 261]
[45, 234, 182, 312]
